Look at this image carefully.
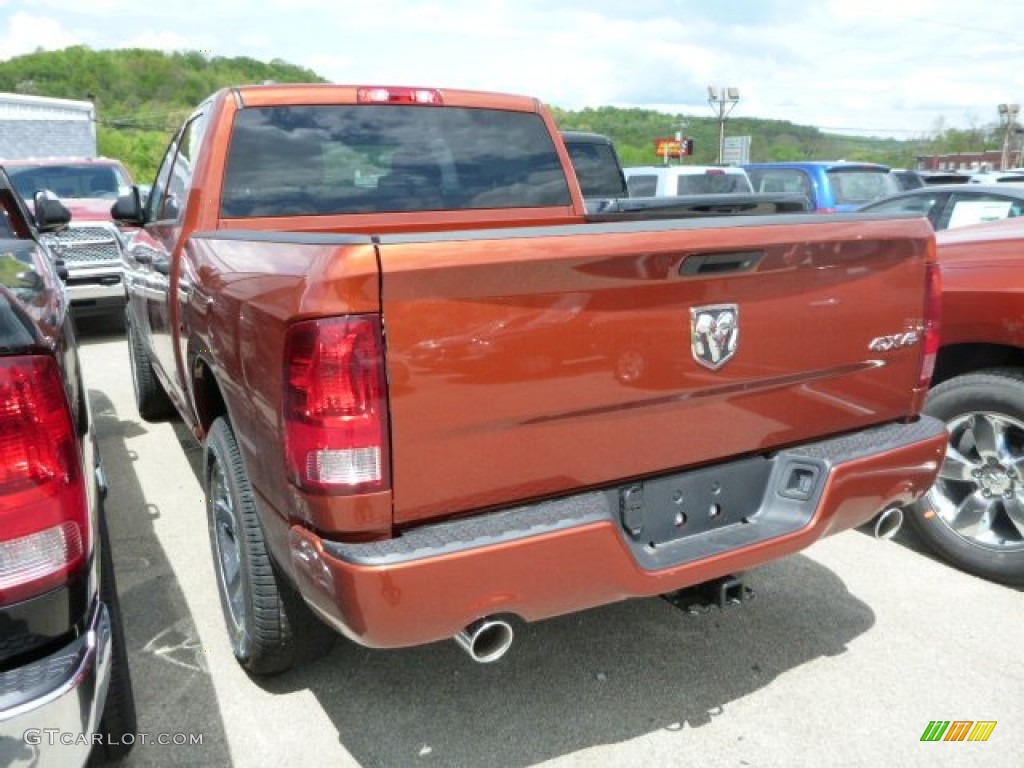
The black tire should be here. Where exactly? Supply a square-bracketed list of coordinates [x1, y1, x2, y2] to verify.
[93, 508, 138, 762]
[126, 308, 174, 422]
[204, 416, 334, 675]
[906, 370, 1024, 586]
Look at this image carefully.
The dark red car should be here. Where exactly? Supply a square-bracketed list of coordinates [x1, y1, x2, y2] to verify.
[0, 168, 135, 766]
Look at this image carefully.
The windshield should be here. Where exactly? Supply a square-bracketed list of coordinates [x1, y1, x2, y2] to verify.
[6, 164, 130, 200]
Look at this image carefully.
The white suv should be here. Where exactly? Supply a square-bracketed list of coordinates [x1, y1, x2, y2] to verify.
[624, 165, 753, 197]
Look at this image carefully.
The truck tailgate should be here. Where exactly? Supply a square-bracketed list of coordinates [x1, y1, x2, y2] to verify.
[378, 215, 934, 526]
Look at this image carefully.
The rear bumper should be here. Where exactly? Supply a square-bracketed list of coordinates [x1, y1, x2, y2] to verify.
[0, 601, 112, 768]
[288, 416, 947, 649]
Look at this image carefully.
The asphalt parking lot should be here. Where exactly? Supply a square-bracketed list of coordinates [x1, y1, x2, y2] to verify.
[76, 317, 1023, 768]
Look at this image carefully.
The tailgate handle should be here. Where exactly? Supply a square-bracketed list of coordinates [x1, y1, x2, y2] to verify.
[680, 250, 762, 276]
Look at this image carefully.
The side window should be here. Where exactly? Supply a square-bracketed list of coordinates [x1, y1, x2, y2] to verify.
[148, 112, 209, 223]
[626, 175, 657, 196]
[145, 132, 179, 223]
[945, 193, 1016, 230]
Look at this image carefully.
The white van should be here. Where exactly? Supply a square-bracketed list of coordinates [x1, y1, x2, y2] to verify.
[624, 165, 753, 197]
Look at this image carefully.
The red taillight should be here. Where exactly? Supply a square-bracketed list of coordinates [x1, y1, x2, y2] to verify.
[918, 261, 942, 389]
[356, 87, 443, 105]
[0, 356, 88, 605]
[283, 316, 390, 495]
[705, 169, 725, 175]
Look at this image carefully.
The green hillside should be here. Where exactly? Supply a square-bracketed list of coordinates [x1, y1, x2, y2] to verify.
[0, 46, 325, 180]
[0, 46, 1002, 182]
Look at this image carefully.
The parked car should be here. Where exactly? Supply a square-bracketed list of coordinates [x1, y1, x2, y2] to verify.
[905, 215, 1024, 586]
[0, 169, 136, 766]
[743, 161, 900, 212]
[623, 164, 753, 196]
[860, 183, 1024, 231]
[3, 158, 134, 324]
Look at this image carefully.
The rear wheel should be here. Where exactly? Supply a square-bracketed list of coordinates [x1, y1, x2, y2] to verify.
[906, 371, 1024, 586]
[204, 416, 334, 675]
[126, 308, 174, 422]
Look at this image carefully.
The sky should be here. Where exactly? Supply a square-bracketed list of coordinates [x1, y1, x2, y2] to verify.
[0, 0, 1021, 138]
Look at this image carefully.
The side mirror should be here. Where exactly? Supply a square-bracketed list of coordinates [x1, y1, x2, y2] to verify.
[111, 186, 146, 226]
[33, 190, 72, 233]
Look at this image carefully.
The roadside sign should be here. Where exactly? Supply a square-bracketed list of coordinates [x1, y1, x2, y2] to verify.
[722, 136, 751, 166]
[654, 137, 694, 160]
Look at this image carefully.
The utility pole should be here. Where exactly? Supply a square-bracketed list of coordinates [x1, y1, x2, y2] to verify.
[674, 118, 688, 165]
[999, 104, 1020, 170]
[707, 86, 739, 164]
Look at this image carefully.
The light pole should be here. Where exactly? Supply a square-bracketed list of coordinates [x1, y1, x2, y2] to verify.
[707, 86, 739, 164]
[999, 104, 1020, 170]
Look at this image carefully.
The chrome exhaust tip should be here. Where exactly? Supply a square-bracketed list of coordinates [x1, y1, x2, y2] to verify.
[455, 617, 514, 663]
[873, 506, 904, 540]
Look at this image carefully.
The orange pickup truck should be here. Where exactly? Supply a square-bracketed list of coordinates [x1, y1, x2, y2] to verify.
[112, 84, 947, 674]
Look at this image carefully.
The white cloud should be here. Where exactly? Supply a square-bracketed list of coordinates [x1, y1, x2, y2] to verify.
[0, 12, 82, 57]
[0, 0, 1021, 137]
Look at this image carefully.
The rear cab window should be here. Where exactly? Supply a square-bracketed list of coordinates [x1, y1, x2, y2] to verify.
[676, 173, 752, 195]
[625, 175, 657, 197]
[220, 105, 571, 218]
[748, 169, 812, 197]
[827, 168, 901, 206]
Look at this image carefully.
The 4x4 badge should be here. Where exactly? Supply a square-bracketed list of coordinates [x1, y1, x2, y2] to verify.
[691, 304, 739, 369]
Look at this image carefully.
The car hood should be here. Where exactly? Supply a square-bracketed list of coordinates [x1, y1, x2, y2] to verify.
[60, 198, 116, 223]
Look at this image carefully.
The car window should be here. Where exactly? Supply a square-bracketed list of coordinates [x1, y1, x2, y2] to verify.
[945, 193, 1023, 230]
[625, 175, 657, 196]
[748, 169, 811, 196]
[676, 173, 752, 195]
[6, 164, 129, 200]
[221, 105, 570, 217]
[146, 132, 180, 222]
[162, 112, 208, 222]
[565, 142, 627, 198]
[828, 169, 901, 205]
[866, 193, 946, 216]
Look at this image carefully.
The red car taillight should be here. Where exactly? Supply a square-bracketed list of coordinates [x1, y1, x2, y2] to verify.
[283, 315, 391, 495]
[0, 356, 88, 606]
[918, 261, 942, 390]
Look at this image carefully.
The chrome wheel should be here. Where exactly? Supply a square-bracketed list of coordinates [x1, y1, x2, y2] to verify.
[930, 411, 1024, 551]
[209, 456, 250, 658]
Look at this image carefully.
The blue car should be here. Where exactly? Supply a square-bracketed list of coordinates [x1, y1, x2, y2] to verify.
[743, 161, 901, 212]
